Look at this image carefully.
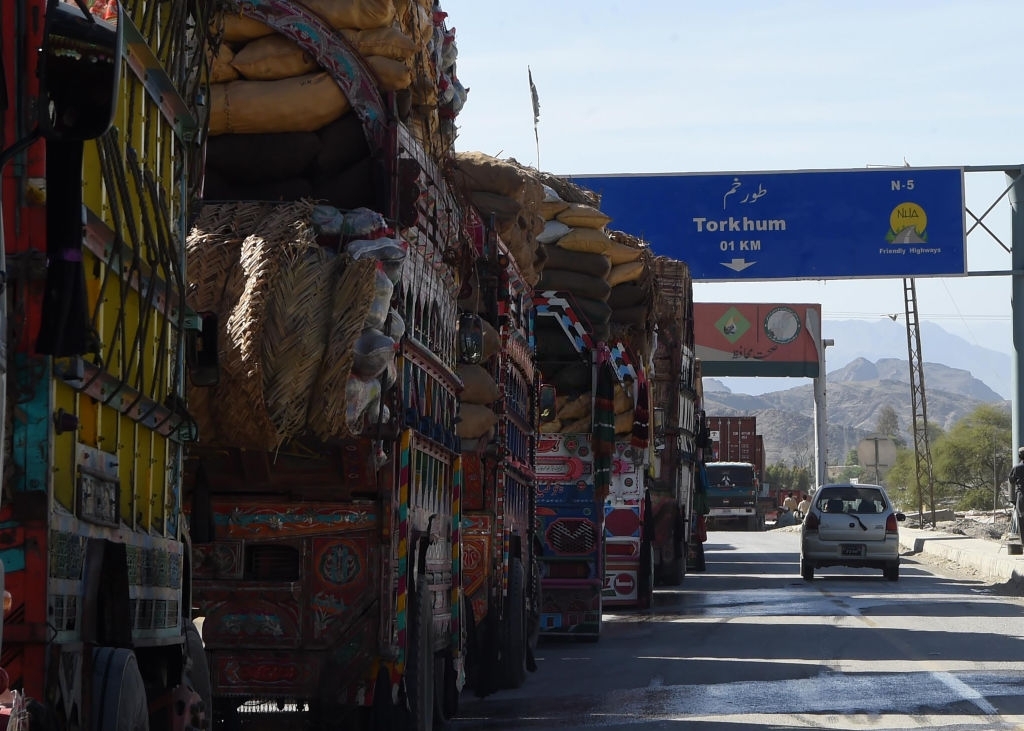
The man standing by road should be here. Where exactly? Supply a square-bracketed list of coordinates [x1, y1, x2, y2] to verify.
[1009, 447, 1024, 525]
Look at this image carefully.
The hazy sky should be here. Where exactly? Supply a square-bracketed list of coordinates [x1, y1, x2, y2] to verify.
[444, 0, 1020, 371]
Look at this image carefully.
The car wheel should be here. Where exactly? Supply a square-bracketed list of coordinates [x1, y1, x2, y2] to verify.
[800, 559, 814, 581]
[884, 562, 899, 581]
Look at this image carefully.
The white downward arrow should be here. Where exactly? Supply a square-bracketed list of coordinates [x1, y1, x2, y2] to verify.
[722, 258, 756, 272]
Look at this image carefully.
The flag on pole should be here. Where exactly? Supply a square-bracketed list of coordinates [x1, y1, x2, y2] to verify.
[529, 66, 540, 125]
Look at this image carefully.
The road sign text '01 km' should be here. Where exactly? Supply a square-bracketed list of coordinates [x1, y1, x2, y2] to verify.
[570, 167, 966, 282]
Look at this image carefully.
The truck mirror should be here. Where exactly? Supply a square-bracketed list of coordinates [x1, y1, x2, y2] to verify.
[39, 0, 122, 141]
[653, 407, 665, 435]
[187, 312, 219, 387]
[538, 384, 556, 422]
[457, 312, 483, 364]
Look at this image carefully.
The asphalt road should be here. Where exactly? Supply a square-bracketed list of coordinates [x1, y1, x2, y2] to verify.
[451, 529, 1024, 730]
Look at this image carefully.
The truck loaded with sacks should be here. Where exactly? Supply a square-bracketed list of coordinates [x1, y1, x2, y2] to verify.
[529, 179, 662, 629]
[0, 0, 213, 727]
[188, 1, 471, 729]
[447, 153, 547, 697]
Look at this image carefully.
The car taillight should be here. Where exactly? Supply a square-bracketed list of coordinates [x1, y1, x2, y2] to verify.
[804, 512, 819, 531]
[2, 590, 10, 614]
[885, 514, 899, 533]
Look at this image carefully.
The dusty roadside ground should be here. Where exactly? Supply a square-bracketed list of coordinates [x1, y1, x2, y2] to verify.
[909, 510, 1015, 542]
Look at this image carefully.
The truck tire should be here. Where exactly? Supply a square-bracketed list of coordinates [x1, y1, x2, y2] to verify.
[184, 620, 213, 731]
[498, 558, 528, 689]
[92, 647, 150, 731]
[884, 562, 900, 581]
[800, 559, 814, 581]
[405, 574, 435, 731]
[637, 540, 654, 609]
[526, 555, 542, 672]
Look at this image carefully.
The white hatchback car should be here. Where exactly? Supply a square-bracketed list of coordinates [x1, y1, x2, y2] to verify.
[800, 483, 906, 581]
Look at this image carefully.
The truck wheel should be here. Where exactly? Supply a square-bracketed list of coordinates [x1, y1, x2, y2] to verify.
[405, 575, 435, 731]
[184, 620, 212, 731]
[498, 558, 528, 689]
[800, 559, 814, 581]
[884, 562, 900, 581]
[526, 556, 542, 672]
[440, 650, 460, 721]
[637, 540, 654, 609]
[92, 647, 150, 731]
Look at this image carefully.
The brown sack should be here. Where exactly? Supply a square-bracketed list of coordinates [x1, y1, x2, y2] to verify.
[340, 26, 418, 62]
[457, 403, 498, 439]
[297, 0, 396, 29]
[613, 384, 633, 414]
[556, 203, 611, 229]
[615, 409, 634, 435]
[457, 364, 500, 405]
[556, 393, 590, 422]
[606, 240, 643, 265]
[366, 56, 412, 91]
[219, 13, 274, 42]
[210, 73, 351, 136]
[210, 44, 240, 83]
[556, 226, 613, 255]
[481, 317, 500, 361]
[451, 152, 525, 199]
[231, 34, 319, 81]
[607, 261, 646, 287]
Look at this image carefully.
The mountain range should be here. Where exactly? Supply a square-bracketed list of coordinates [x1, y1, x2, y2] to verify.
[702, 320, 1012, 468]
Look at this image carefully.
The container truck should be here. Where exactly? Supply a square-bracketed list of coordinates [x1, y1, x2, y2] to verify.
[187, 2, 470, 729]
[0, 1, 212, 727]
[704, 416, 767, 530]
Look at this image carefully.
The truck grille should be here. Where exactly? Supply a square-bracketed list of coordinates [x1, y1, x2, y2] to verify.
[546, 518, 598, 555]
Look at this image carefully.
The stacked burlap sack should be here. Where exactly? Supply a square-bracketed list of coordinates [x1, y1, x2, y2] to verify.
[186, 200, 407, 449]
[206, 0, 466, 203]
[540, 378, 638, 436]
[454, 316, 501, 445]
[534, 184, 651, 346]
[449, 152, 546, 288]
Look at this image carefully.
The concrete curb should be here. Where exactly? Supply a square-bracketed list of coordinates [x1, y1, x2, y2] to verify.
[899, 528, 1024, 586]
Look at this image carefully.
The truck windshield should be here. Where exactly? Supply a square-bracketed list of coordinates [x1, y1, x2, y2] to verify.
[707, 464, 755, 487]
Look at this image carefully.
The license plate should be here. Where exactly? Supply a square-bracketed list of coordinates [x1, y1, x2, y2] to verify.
[841, 544, 866, 557]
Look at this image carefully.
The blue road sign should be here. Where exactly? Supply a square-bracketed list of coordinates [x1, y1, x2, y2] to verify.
[570, 167, 966, 282]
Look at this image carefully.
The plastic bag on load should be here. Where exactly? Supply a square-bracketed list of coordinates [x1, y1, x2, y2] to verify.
[353, 328, 398, 378]
[385, 308, 406, 340]
[365, 265, 394, 330]
[380, 359, 398, 391]
[345, 374, 381, 435]
[537, 219, 570, 245]
[341, 207, 390, 239]
[311, 204, 346, 235]
[346, 236, 408, 283]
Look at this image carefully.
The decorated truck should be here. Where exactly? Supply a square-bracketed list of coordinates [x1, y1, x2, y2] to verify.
[455, 203, 541, 694]
[530, 183, 651, 633]
[186, 1, 470, 729]
[704, 415, 767, 530]
[0, 0, 212, 727]
[647, 257, 701, 587]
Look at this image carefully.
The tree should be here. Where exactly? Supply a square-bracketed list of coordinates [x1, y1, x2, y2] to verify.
[876, 405, 900, 438]
[885, 405, 1011, 513]
[929, 404, 1012, 511]
[875, 404, 906, 448]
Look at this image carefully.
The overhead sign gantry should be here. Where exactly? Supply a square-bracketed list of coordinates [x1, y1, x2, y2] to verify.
[572, 167, 966, 281]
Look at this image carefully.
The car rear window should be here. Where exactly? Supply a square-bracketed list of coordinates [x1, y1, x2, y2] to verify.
[815, 488, 886, 514]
